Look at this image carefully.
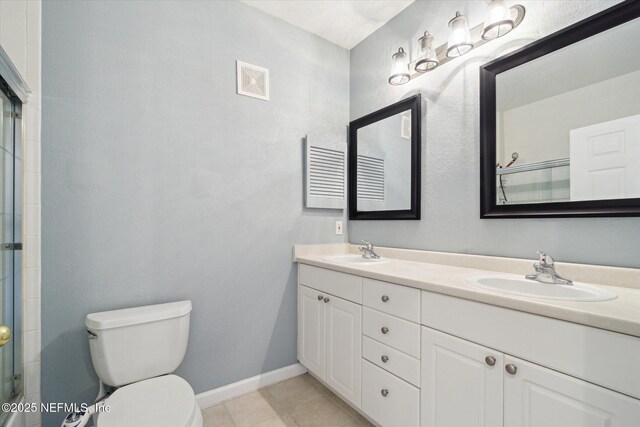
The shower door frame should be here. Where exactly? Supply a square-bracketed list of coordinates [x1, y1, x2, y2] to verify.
[0, 73, 24, 423]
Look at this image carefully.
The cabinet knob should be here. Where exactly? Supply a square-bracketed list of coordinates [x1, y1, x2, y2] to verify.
[485, 356, 496, 366]
[317, 295, 323, 301]
[323, 297, 330, 303]
[505, 364, 517, 375]
[381, 295, 390, 302]
[381, 355, 389, 363]
[381, 327, 389, 334]
[380, 389, 389, 397]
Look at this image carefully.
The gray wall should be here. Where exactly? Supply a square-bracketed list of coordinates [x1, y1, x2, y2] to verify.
[41, 1, 348, 425]
[349, 0, 640, 268]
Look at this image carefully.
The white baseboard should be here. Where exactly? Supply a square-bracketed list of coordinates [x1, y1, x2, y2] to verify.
[196, 363, 307, 409]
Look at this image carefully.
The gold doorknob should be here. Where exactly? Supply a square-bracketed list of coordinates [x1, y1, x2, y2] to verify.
[0, 325, 12, 346]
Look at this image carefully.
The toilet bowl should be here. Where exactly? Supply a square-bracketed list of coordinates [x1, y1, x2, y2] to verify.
[83, 301, 202, 427]
[97, 375, 202, 427]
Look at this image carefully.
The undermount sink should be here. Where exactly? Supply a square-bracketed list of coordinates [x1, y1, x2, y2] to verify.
[466, 275, 617, 302]
[323, 255, 388, 265]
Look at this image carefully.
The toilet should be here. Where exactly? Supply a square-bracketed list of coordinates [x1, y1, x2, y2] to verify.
[84, 301, 202, 427]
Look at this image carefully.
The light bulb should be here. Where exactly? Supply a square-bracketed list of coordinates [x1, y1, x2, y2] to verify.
[388, 47, 410, 85]
[447, 11, 473, 58]
[482, 0, 515, 39]
[415, 32, 439, 73]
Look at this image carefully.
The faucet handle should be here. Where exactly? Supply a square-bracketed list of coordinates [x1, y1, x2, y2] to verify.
[361, 240, 373, 250]
[536, 251, 554, 267]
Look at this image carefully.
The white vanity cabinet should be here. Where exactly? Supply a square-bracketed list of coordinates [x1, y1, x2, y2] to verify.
[298, 285, 326, 378]
[361, 278, 422, 427]
[297, 265, 421, 425]
[422, 327, 640, 427]
[504, 355, 640, 427]
[298, 262, 640, 427]
[421, 292, 640, 427]
[298, 266, 363, 408]
[421, 327, 503, 427]
[325, 293, 362, 407]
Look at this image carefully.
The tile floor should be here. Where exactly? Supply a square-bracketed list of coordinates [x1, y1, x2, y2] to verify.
[202, 373, 374, 427]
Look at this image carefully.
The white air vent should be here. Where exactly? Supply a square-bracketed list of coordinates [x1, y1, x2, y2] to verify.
[305, 137, 345, 210]
[236, 60, 269, 101]
[357, 155, 384, 201]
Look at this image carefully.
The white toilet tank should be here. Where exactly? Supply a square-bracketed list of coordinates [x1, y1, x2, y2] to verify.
[85, 301, 192, 387]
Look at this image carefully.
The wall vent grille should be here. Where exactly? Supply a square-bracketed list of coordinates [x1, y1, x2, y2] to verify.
[305, 137, 345, 209]
[357, 155, 385, 201]
[236, 60, 269, 101]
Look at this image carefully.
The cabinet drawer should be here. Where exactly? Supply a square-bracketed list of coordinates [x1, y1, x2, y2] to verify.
[363, 336, 420, 387]
[299, 264, 362, 304]
[363, 308, 420, 358]
[362, 360, 419, 427]
[363, 278, 420, 322]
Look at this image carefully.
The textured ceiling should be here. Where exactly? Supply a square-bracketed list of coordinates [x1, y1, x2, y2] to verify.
[239, 0, 415, 49]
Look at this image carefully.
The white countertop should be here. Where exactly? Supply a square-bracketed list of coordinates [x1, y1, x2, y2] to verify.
[295, 252, 640, 338]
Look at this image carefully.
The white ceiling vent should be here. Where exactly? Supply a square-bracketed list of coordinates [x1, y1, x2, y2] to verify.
[236, 60, 269, 101]
[357, 155, 385, 200]
[305, 136, 345, 210]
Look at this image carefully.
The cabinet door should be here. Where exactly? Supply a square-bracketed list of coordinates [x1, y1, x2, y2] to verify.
[298, 285, 326, 379]
[504, 355, 640, 427]
[421, 327, 503, 427]
[325, 294, 362, 408]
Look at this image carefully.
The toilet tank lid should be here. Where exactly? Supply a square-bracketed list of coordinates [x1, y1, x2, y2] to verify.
[85, 301, 192, 330]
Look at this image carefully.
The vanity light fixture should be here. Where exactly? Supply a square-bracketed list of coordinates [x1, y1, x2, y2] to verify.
[388, 47, 410, 85]
[414, 32, 439, 73]
[447, 12, 473, 57]
[482, 0, 515, 39]
[387, 3, 525, 85]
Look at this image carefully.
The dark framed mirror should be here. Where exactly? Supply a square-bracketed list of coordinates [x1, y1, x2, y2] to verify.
[480, 1, 640, 218]
[349, 94, 421, 220]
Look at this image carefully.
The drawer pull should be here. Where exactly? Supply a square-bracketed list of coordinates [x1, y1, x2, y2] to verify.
[485, 356, 496, 366]
[381, 355, 389, 363]
[381, 389, 389, 397]
[323, 297, 330, 303]
[381, 295, 390, 302]
[381, 327, 389, 334]
[317, 295, 323, 301]
[505, 364, 517, 375]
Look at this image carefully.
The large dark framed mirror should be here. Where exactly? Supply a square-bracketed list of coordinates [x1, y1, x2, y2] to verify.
[480, 1, 640, 218]
[349, 94, 421, 220]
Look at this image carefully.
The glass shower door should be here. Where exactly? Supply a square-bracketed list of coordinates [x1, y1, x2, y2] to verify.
[0, 79, 23, 421]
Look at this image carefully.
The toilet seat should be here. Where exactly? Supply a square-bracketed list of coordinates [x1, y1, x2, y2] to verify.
[98, 375, 201, 427]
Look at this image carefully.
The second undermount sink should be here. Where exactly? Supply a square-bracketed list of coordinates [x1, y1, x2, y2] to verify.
[323, 255, 388, 265]
[466, 275, 617, 302]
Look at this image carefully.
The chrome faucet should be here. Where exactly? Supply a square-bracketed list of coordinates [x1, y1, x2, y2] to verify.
[525, 251, 573, 285]
[359, 240, 380, 259]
